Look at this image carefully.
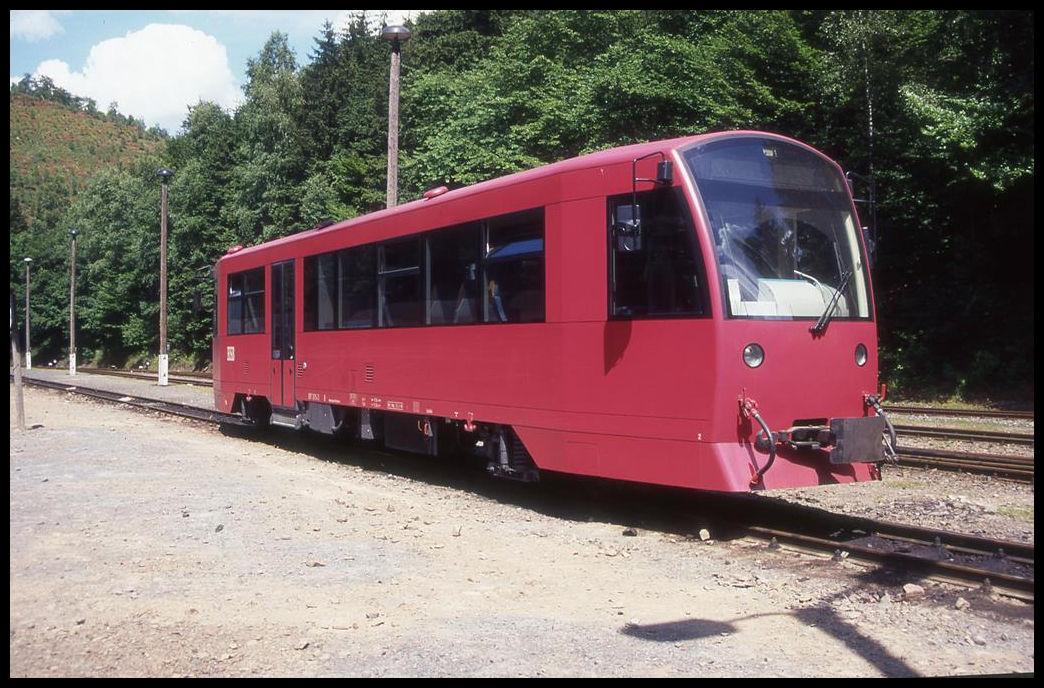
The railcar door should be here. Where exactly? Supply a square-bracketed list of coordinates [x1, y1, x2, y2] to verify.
[270, 260, 296, 408]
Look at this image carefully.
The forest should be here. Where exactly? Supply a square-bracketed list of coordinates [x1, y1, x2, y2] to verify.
[8, 10, 1034, 401]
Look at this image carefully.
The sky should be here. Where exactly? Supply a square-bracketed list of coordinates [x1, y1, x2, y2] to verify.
[10, 10, 427, 135]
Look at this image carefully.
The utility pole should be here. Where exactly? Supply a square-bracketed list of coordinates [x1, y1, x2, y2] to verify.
[381, 25, 411, 208]
[24, 257, 32, 369]
[69, 229, 79, 376]
[157, 167, 174, 385]
[12, 289, 25, 431]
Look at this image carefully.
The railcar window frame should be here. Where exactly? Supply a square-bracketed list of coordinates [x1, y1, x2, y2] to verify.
[339, 244, 378, 329]
[226, 267, 265, 335]
[378, 236, 425, 328]
[304, 245, 378, 331]
[482, 208, 546, 324]
[428, 221, 482, 325]
[607, 186, 710, 320]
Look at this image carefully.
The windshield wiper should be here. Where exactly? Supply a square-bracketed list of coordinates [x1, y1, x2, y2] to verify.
[810, 268, 853, 335]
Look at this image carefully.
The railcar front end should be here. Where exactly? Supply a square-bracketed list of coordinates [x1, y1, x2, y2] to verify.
[681, 134, 890, 489]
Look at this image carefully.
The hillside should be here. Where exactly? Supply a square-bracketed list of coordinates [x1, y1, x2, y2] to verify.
[9, 93, 167, 226]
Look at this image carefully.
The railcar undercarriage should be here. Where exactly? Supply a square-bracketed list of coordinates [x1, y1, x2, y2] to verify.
[232, 395, 539, 482]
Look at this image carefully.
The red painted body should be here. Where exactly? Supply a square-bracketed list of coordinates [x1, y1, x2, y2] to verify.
[213, 131, 881, 492]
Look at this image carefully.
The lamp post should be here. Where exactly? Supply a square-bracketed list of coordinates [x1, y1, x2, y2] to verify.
[24, 257, 32, 369]
[68, 229, 78, 376]
[12, 288, 25, 431]
[381, 24, 410, 209]
[157, 167, 174, 386]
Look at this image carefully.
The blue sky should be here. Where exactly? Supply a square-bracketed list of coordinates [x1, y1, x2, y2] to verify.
[10, 10, 426, 134]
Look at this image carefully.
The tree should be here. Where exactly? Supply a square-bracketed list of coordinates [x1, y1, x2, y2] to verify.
[60, 161, 163, 362]
[808, 10, 1034, 397]
[165, 102, 241, 363]
[228, 32, 309, 242]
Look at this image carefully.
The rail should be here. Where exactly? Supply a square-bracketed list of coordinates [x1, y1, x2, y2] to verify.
[744, 497, 1034, 602]
[884, 404, 1033, 421]
[895, 446, 1033, 481]
[16, 375, 238, 425]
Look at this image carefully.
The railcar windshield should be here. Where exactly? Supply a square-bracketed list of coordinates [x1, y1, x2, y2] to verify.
[683, 137, 870, 321]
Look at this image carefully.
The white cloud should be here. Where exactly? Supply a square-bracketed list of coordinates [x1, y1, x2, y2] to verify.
[10, 10, 66, 41]
[32, 23, 241, 134]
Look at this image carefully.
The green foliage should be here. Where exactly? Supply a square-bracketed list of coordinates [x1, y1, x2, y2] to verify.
[402, 11, 824, 192]
[228, 32, 310, 242]
[9, 11, 1034, 398]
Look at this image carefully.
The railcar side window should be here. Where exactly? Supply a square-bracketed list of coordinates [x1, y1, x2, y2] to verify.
[609, 188, 707, 319]
[428, 222, 481, 325]
[484, 208, 545, 323]
[379, 237, 424, 327]
[312, 253, 339, 330]
[304, 245, 377, 331]
[339, 245, 377, 328]
[226, 267, 265, 335]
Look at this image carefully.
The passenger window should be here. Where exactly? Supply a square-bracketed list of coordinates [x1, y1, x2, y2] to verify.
[609, 188, 707, 318]
[484, 209, 545, 323]
[304, 245, 377, 331]
[339, 245, 377, 329]
[379, 237, 424, 327]
[428, 223, 481, 325]
[313, 253, 338, 330]
[227, 267, 265, 335]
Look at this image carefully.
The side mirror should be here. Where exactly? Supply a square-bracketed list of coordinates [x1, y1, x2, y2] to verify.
[656, 161, 673, 184]
[614, 204, 643, 252]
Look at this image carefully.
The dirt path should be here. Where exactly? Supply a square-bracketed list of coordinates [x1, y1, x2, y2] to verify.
[9, 386, 1034, 677]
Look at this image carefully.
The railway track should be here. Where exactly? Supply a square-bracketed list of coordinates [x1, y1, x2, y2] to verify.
[16, 374, 1034, 602]
[884, 404, 1033, 421]
[743, 501, 1034, 602]
[893, 424, 1034, 445]
[890, 420, 1033, 481]
[18, 375, 239, 425]
[77, 367, 214, 387]
[894, 446, 1033, 481]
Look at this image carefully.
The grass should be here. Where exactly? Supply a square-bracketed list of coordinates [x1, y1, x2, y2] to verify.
[995, 505, 1034, 522]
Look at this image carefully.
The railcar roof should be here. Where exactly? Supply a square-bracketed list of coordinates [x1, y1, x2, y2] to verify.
[218, 130, 789, 262]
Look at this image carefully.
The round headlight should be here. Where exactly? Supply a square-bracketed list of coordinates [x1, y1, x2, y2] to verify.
[743, 343, 765, 368]
[855, 343, 868, 367]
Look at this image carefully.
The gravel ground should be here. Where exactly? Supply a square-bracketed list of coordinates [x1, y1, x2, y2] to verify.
[9, 382, 1035, 677]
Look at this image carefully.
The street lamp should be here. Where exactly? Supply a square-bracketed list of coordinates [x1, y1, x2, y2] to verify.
[68, 229, 79, 376]
[24, 257, 32, 369]
[157, 167, 174, 386]
[381, 24, 410, 208]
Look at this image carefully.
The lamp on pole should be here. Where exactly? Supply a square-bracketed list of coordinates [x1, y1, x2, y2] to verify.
[157, 167, 174, 386]
[381, 24, 410, 209]
[24, 257, 32, 369]
[68, 229, 79, 376]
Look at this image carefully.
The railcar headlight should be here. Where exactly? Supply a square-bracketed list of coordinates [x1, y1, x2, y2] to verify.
[855, 343, 868, 367]
[742, 343, 765, 368]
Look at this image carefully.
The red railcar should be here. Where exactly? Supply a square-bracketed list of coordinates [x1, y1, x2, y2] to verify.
[213, 131, 893, 492]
